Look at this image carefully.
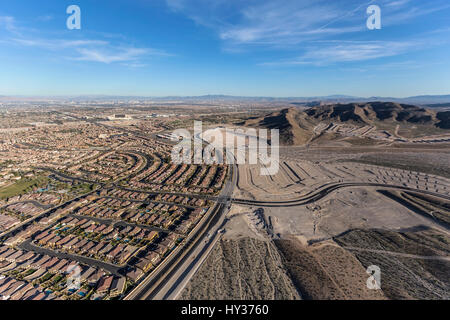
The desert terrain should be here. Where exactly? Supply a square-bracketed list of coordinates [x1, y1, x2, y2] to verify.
[180, 102, 450, 300]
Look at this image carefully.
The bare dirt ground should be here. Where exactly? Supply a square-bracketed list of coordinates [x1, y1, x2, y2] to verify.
[263, 187, 447, 242]
[274, 238, 386, 300]
[180, 142, 450, 300]
[234, 159, 450, 202]
[180, 204, 300, 300]
[334, 228, 450, 299]
[179, 237, 301, 300]
[351, 151, 450, 179]
[220, 204, 267, 241]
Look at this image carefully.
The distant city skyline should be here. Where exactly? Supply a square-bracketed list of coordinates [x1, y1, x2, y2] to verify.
[1, 0, 449, 97]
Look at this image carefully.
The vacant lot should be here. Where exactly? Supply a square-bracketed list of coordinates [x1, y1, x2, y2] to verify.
[334, 228, 450, 299]
[274, 238, 386, 300]
[180, 237, 300, 300]
[350, 152, 450, 178]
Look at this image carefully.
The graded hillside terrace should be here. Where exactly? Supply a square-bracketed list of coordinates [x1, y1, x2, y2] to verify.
[243, 102, 450, 146]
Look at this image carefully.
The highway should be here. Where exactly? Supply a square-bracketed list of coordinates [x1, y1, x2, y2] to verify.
[124, 162, 237, 300]
[153, 164, 236, 300]
[163, 224, 224, 300]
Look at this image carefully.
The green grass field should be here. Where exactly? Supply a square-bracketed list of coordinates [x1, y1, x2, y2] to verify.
[0, 176, 49, 199]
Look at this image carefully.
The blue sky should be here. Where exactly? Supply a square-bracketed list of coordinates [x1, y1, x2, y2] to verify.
[0, 0, 449, 97]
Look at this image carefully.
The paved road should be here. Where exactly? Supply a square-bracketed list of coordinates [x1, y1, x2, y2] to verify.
[114, 186, 219, 201]
[147, 147, 238, 300]
[37, 167, 102, 186]
[124, 203, 223, 300]
[0, 200, 53, 211]
[66, 213, 170, 235]
[125, 162, 237, 300]
[18, 239, 122, 276]
[115, 180, 450, 209]
[99, 195, 200, 210]
[160, 223, 225, 300]
[232, 182, 450, 207]
[154, 165, 237, 300]
[0, 191, 97, 240]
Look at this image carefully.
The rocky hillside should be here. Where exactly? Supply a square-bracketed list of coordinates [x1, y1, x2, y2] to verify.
[305, 102, 439, 125]
[244, 108, 314, 145]
[243, 102, 450, 145]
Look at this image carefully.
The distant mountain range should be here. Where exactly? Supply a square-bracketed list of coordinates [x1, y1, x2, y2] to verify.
[1, 94, 450, 105]
[305, 102, 450, 128]
[243, 102, 450, 145]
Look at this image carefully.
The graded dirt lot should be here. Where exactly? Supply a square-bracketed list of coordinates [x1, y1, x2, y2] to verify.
[180, 140, 450, 300]
[179, 237, 301, 300]
[220, 204, 268, 241]
[351, 151, 450, 179]
[334, 227, 450, 299]
[260, 187, 446, 242]
[234, 158, 450, 203]
[274, 238, 386, 300]
[180, 203, 300, 300]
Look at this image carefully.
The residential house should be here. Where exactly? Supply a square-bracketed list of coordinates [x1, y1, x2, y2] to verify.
[96, 275, 113, 295]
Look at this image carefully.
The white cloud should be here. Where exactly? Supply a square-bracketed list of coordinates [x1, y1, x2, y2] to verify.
[0, 16, 18, 34]
[37, 15, 54, 22]
[121, 62, 148, 68]
[164, 0, 449, 67]
[261, 41, 419, 66]
[165, 0, 372, 47]
[11, 38, 108, 49]
[74, 47, 149, 64]
[165, 0, 449, 50]
[382, 2, 450, 26]
[0, 16, 170, 65]
[385, 0, 411, 7]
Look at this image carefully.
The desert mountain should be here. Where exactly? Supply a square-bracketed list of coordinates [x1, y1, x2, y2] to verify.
[436, 111, 450, 129]
[305, 102, 439, 125]
[243, 102, 450, 145]
[244, 108, 314, 145]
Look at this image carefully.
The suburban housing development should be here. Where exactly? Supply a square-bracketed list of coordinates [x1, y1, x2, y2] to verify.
[0, 99, 449, 300]
[1, 0, 449, 303]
